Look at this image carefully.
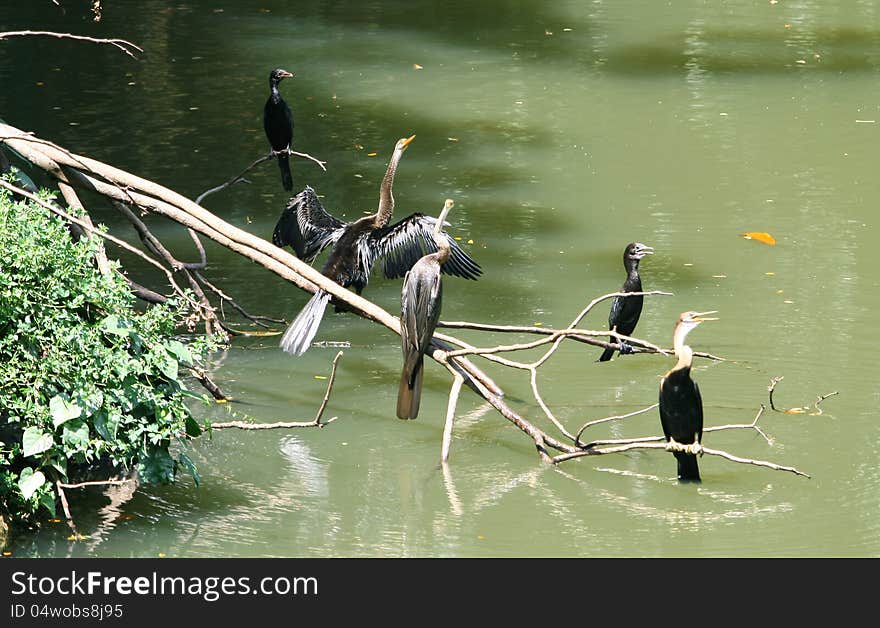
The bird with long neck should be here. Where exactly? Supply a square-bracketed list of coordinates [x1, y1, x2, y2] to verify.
[599, 242, 653, 362]
[397, 199, 454, 420]
[273, 136, 480, 356]
[658, 310, 717, 483]
[263, 68, 295, 191]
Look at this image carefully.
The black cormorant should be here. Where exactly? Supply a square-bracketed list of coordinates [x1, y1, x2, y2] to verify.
[263, 68, 294, 191]
[599, 242, 653, 362]
[273, 136, 481, 356]
[658, 310, 717, 483]
[397, 198, 455, 420]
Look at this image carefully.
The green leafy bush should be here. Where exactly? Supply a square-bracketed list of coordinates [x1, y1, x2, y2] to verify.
[0, 185, 209, 525]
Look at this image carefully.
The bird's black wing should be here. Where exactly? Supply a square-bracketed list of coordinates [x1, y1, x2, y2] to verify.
[693, 379, 704, 444]
[607, 295, 624, 330]
[272, 186, 346, 262]
[371, 213, 482, 280]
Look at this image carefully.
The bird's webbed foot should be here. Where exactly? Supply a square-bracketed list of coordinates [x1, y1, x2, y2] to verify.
[687, 442, 704, 456]
[618, 341, 635, 355]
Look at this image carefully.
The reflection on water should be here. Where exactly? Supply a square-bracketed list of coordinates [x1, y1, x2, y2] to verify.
[2, 0, 879, 557]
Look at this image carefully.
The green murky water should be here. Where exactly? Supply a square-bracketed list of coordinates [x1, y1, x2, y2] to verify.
[1, 0, 878, 557]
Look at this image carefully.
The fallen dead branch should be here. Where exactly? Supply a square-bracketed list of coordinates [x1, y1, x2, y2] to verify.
[0, 122, 832, 483]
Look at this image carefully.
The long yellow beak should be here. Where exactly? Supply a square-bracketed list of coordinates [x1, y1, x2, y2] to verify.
[401, 134, 416, 148]
[694, 310, 719, 321]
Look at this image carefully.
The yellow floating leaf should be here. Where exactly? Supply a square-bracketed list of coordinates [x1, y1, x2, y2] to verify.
[158, 552, 166, 558]
[467, 239, 474, 245]
[2, 551, 11, 556]
[367, 152, 378, 157]
[454, 236, 462, 241]
[448, 137, 459, 142]
[742, 231, 776, 245]
[534, 322, 543, 327]
[314, 375, 327, 380]
[765, 272, 775, 276]
[785, 407, 807, 414]
[413, 63, 424, 70]
[354, 144, 364, 150]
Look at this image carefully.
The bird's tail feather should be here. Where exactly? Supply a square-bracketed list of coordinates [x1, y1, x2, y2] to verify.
[278, 153, 293, 191]
[674, 452, 701, 483]
[598, 341, 615, 362]
[396, 356, 424, 420]
[280, 290, 330, 356]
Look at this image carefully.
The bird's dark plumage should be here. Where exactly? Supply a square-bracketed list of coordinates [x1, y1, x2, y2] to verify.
[659, 365, 703, 482]
[397, 199, 454, 420]
[273, 138, 481, 356]
[263, 68, 294, 191]
[658, 310, 716, 483]
[599, 242, 653, 362]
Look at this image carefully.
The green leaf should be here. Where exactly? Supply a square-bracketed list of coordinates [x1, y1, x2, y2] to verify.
[184, 415, 202, 438]
[22, 426, 54, 457]
[39, 491, 57, 517]
[49, 455, 68, 480]
[154, 350, 178, 380]
[178, 451, 200, 487]
[61, 420, 90, 449]
[93, 410, 120, 441]
[138, 446, 176, 484]
[50, 394, 82, 427]
[18, 467, 46, 500]
[165, 339, 193, 366]
[100, 314, 130, 336]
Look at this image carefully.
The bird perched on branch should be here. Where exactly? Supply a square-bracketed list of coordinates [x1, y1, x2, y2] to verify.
[263, 68, 294, 191]
[397, 198, 456, 420]
[658, 310, 717, 483]
[599, 242, 653, 362]
[272, 136, 481, 356]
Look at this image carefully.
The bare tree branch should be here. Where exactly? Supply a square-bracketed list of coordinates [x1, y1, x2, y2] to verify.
[0, 30, 142, 59]
[552, 439, 810, 478]
[195, 148, 328, 206]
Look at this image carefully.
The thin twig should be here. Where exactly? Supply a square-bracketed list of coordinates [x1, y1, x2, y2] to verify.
[813, 391, 839, 415]
[288, 149, 327, 171]
[54, 481, 77, 536]
[312, 351, 344, 425]
[195, 271, 283, 328]
[57, 479, 130, 489]
[211, 351, 343, 429]
[441, 374, 464, 462]
[704, 404, 772, 445]
[0, 30, 143, 59]
[552, 440, 810, 478]
[574, 403, 659, 448]
[195, 148, 327, 206]
[768, 375, 839, 416]
[194, 154, 270, 205]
